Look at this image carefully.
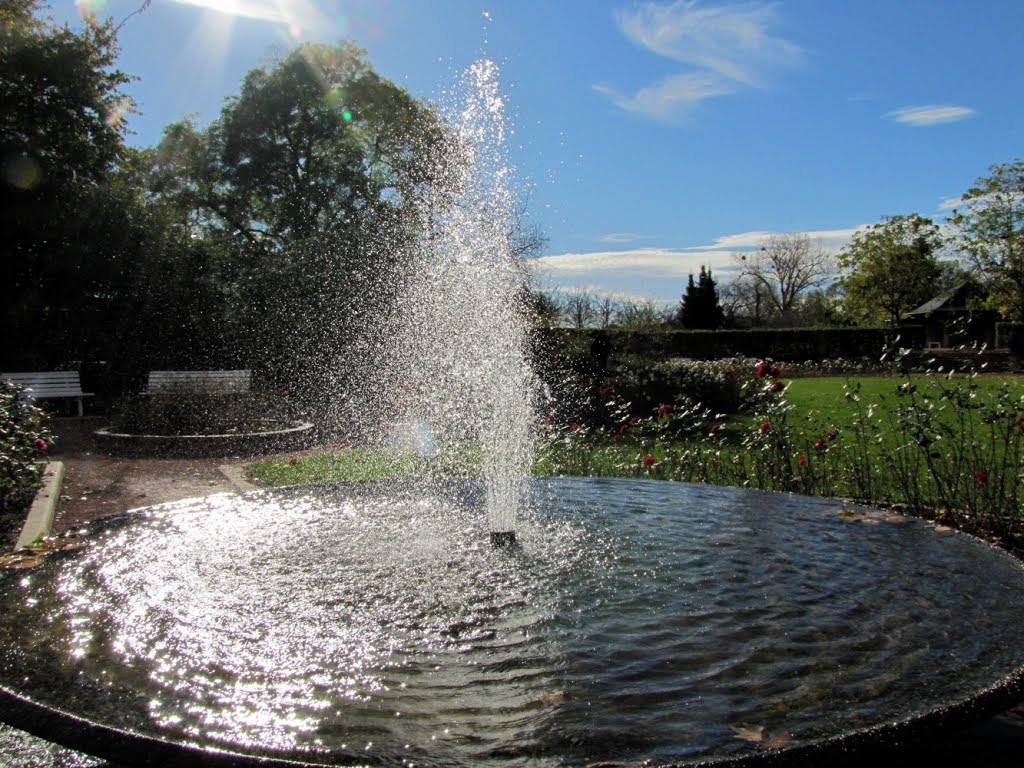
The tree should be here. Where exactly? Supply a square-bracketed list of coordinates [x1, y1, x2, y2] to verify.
[837, 214, 944, 325]
[719, 273, 771, 326]
[949, 160, 1024, 320]
[138, 42, 449, 392]
[561, 291, 595, 328]
[735, 233, 834, 322]
[593, 294, 620, 328]
[617, 298, 671, 329]
[1, 0, 137, 366]
[678, 265, 725, 329]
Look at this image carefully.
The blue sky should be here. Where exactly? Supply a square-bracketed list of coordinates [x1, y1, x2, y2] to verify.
[58, 0, 1024, 304]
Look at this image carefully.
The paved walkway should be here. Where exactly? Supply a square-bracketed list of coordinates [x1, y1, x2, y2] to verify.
[2, 418, 1024, 767]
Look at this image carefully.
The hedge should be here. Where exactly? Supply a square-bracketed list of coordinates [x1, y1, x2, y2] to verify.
[534, 326, 918, 363]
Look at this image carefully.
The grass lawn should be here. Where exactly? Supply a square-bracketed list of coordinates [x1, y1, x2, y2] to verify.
[783, 373, 1024, 432]
[246, 371, 1024, 545]
[249, 373, 1024, 488]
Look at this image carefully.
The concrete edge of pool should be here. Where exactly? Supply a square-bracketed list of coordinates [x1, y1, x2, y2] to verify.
[1, 666, 1022, 767]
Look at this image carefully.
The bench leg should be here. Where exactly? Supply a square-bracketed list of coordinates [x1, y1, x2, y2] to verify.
[76, 397, 83, 418]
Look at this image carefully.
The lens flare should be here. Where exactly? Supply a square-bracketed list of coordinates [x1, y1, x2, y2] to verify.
[74, 0, 107, 22]
[2, 153, 43, 190]
[104, 97, 132, 128]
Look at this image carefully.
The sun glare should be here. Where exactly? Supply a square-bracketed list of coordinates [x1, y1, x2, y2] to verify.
[171, 0, 328, 32]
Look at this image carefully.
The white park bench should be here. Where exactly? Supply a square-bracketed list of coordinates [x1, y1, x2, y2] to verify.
[146, 370, 252, 394]
[2, 371, 94, 416]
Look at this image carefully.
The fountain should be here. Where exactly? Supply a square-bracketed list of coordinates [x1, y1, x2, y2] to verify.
[3, 60, 1024, 767]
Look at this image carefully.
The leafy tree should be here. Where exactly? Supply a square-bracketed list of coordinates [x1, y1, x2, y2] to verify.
[734, 233, 834, 322]
[679, 265, 725, 329]
[949, 160, 1024, 319]
[837, 214, 944, 325]
[1, 0, 136, 367]
[139, 42, 450, 392]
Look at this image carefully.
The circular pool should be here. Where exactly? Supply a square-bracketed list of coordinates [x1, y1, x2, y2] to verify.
[1, 477, 1022, 766]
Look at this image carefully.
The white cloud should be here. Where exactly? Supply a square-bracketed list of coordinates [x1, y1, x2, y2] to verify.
[939, 195, 963, 211]
[597, 232, 654, 244]
[888, 105, 976, 127]
[594, 72, 733, 120]
[536, 226, 868, 302]
[685, 226, 866, 254]
[615, 0, 805, 87]
[598, 1, 803, 119]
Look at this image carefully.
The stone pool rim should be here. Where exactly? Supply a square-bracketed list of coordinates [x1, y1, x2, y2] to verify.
[94, 421, 315, 458]
[2, 667, 1023, 767]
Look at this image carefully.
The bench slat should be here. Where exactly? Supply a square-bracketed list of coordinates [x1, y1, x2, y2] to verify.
[2, 372, 93, 416]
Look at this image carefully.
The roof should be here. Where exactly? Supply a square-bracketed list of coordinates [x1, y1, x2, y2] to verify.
[904, 282, 983, 317]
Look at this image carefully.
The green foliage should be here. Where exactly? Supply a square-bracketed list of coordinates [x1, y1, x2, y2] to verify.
[536, 326, 912, 362]
[539, 367, 1024, 548]
[837, 214, 944, 324]
[131, 42, 449, 398]
[1, 0, 138, 368]
[248, 444, 480, 486]
[679, 266, 725, 329]
[0, 380, 52, 516]
[950, 160, 1024, 320]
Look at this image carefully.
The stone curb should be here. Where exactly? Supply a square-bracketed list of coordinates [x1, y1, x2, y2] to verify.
[15, 462, 64, 550]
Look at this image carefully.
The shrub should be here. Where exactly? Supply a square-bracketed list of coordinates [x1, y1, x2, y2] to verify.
[113, 390, 292, 436]
[0, 380, 53, 516]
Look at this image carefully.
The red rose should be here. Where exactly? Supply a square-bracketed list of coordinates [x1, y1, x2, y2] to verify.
[600, 385, 616, 399]
[755, 361, 769, 379]
[814, 437, 825, 451]
[289, 456, 297, 465]
[798, 454, 806, 466]
[34, 438, 47, 452]
[657, 403, 673, 419]
[569, 423, 579, 432]
[642, 454, 657, 467]
[759, 421, 770, 433]
[710, 423, 720, 434]
[975, 469, 988, 486]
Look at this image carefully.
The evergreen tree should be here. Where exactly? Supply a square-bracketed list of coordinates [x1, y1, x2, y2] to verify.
[679, 266, 725, 329]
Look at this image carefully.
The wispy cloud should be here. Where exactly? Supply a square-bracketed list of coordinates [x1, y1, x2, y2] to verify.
[888, 105, 976, 127]
[598, 0, 804, 120]
[685, 227, 865, 253]
[616, 0, 804, 86]
[597, 232, 655, 244]
[594, 73, 733, 119]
